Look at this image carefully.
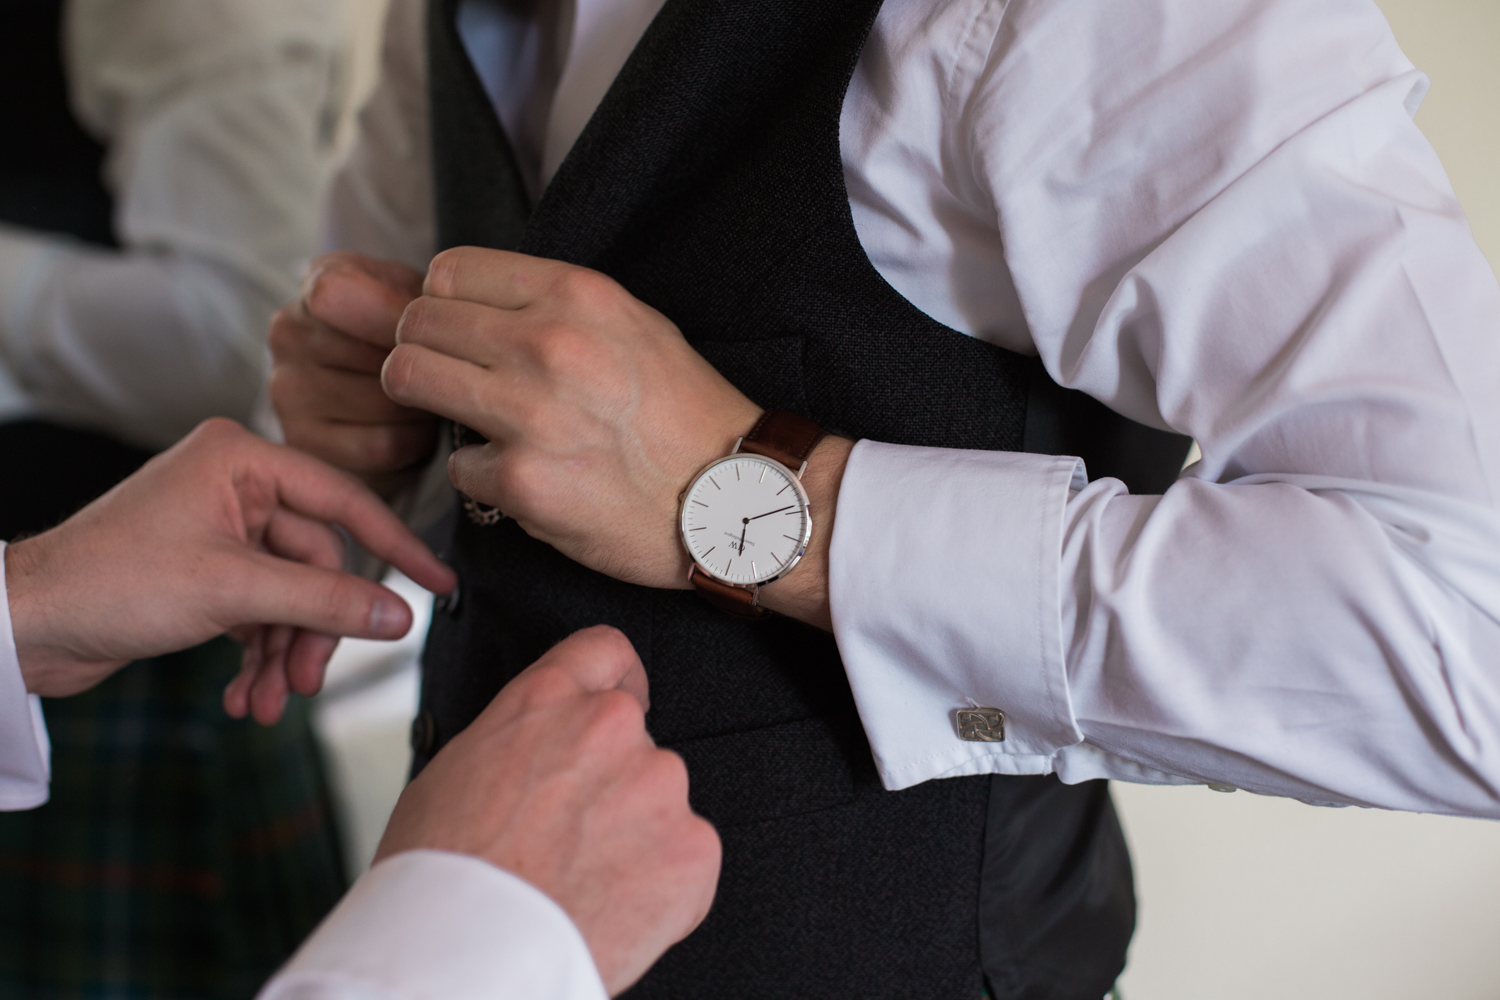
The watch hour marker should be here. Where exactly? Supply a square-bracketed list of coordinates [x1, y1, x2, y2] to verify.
[735, 465, 740, 481]
[703, 547, 715, 557]
[692, 500, 709, 508]
[777, 484, 789, 495]
[783, 534, 800, 542]
[709, 477, 721, 490]
[689, 527, 707, 531]
[759, 466, 767, 483]
[773, 552, 784, 567]
[726, 558, 732, 572]
[752, 561, 758, 577]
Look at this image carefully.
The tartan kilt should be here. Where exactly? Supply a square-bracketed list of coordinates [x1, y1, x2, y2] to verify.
[0, 638, 347, 999]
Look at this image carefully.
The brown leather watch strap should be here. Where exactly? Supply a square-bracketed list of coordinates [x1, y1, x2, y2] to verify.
[738, 410, 826, 470]
[689, 566, 773, 619]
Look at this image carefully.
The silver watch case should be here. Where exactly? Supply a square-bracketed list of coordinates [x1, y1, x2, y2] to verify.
[678, 451, 813, 588]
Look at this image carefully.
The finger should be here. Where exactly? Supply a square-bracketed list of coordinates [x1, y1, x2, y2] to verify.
[424, 246, 568, 309]
[304, 257, 423, 349]
[286, 631, 340, 697]
[528, 625, 649, 711]
[269, 309, 391, 376]
[225, 551, 419, 641]
[230, 435, 454, 593]
[250, 625, 295, 725]
[264, 508, 344, 570]
[383, 342, 512, 437]
[397, 296, 527, 367]
[224, 630, 264, 718]
[446, 444, 503, 512]
[271, 360, 428, 426]
[282, 419, 440, 478]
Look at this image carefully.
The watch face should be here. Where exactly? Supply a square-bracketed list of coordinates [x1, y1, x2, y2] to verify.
[680, 454, 811, 586]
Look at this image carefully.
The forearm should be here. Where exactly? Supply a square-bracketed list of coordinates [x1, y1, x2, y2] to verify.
[0, 227, 271, 449]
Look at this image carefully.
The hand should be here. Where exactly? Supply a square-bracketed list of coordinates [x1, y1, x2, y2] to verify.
[4, 419, 457, 723]
[375, 626, 720, 996]
[268, 252, 437, 495]
[385, 248, 761, 589]
[383, 247, 852, 628]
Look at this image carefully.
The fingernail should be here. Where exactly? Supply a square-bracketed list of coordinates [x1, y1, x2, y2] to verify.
[368, 597, 406, 637]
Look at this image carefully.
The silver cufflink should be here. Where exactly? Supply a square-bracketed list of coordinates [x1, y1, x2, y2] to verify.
[956, 707, 1006, 743]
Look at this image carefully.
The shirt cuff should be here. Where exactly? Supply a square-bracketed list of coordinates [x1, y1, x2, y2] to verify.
[828, 441, 1085, 790]
[0, 542, 51, 810]
[259, 850, 608, 1000]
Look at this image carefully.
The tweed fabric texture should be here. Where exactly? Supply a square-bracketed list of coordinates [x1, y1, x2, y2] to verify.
[421, 0, 1187, 996]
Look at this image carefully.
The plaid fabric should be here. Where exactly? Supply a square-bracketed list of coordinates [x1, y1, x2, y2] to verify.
[0, 638, 346, 999]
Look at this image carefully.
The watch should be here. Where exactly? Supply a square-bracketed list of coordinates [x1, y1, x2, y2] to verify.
[679, 411, 826, 618]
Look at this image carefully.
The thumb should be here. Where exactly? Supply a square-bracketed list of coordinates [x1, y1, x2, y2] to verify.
[223, 549, 415, 640]
[521, 626, 650, 712]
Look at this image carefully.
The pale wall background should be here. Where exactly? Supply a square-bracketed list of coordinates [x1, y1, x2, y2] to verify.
[315, 2, 1500, 998]
[1115, 2, 1500, 998]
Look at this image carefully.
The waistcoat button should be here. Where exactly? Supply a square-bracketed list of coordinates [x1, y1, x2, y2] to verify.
[435, 582, 462, 616]
[410, 709, 437, 756]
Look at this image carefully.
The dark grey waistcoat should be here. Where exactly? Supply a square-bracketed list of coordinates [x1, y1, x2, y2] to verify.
[417, 1, 1193, 996]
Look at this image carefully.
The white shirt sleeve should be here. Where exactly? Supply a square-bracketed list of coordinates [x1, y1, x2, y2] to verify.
[0, 542, 52, 811]
[321, 0, 437, 272]
[258, 850, 608, 1000]
[0, 0, 350, 450]
[831, 0, 1500, 816]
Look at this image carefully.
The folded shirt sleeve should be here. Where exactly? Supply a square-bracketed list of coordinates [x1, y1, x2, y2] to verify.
[830, 0, 1500, 816]
[257, 850, 609, 1000]
[0, 0, 349, 450]
[0, 542, 52, 811]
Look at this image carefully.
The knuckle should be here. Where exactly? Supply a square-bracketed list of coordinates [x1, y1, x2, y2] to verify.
[425, 248, 466, 297]
[491, 449, 541, 508]
[683, 814, 723, 868]
[382, 344, 419, 397]
[645, 747, 690, 796]
[592, 688, 647, 737]
[395, 297, 429, 344]
[555, 266, 616, 307]
[267, 308, 303, 356]
[181, 417, 242, 458]
[303, 266, 341, 320]
[532, 323, 595, 374]
[266, 365, 300, 411]
[577, 624, 633, 659]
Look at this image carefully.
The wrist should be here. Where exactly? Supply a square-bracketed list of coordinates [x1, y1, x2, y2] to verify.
[5, 536, 48, 694]
[756, 435, 852, 631]
[4, 533, 107, 697]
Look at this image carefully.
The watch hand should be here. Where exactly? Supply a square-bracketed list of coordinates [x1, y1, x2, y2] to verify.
[747, 505, 795, 521]
[738, 521, 748, 555]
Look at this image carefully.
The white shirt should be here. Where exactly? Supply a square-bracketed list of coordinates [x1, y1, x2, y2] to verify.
[336, 0, 1500, 817]
[0, 0, 354, 451]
